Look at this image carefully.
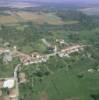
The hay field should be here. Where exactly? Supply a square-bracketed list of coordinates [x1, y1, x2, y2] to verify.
[0, 15, 18, 24]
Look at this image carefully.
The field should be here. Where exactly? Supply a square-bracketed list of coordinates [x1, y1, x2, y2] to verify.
[0, 11, 79, 25]
[13, 11, 65, 25]
[17, 11, 79, 25]
[0, 15, 18, 24]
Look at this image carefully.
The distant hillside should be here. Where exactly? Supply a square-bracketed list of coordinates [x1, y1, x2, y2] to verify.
[0, 0, 40, 8]
[80, 7, 99, 16]
[0, 0, 99, 9]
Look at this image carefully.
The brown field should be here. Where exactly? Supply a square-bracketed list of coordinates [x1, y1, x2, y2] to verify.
[0, 15, 18, 24]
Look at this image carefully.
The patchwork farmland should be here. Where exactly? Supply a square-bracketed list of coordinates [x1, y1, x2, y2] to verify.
[0, 11, 79, 25]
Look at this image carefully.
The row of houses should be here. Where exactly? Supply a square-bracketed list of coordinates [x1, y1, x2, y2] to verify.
[17, 44, 85, 65]
[58, 45, 84, 58]
[20, 53, 49, 66]
[0, 44, 85, 66]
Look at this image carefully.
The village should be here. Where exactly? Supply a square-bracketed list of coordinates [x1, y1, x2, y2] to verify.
[0, 39, 85, 66]
[0, 38, 86, 100]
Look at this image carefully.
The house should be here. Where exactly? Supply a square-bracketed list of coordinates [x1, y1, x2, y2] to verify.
[56, 39, 65, 44]
[58, 52, 70, 58]
[0, 79, 16, 100]
[13, 46, 17, 51]
[31, 52, 41, 59]
[41, 56, 48, 62]
[3, 79, 15, 89]
[61, 45, 81, 53]
[58, 52, 64, 58]
[88, 69, 95, 73]
[8, 89, 17, 100]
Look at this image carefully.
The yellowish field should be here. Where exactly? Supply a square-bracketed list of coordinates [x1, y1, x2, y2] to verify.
[0, 15, 18, 24]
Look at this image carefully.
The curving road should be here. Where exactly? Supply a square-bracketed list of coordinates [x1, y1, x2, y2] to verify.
[14, 64, 21, 100]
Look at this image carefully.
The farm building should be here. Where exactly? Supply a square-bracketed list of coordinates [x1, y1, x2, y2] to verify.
[3, 79, 15, 89]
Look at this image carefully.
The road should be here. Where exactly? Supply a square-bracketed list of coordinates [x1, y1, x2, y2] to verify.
[14, 64, 21, 100]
